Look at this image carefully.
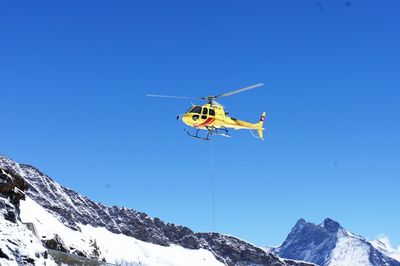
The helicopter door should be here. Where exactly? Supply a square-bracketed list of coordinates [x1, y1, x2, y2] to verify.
[201, 107, 208, 120]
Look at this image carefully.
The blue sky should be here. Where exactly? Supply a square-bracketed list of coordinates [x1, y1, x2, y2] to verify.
[1, 1, 399, 248]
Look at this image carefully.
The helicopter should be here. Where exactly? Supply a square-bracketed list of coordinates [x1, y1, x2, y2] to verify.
[146, 83, 266, 140]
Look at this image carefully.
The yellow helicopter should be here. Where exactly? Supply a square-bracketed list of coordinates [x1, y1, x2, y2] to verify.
[146, 83, 266, 140]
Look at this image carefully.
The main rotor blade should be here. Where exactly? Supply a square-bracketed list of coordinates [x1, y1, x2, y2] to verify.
[145, 94, 197, 100]
[215, 83, 264, 98]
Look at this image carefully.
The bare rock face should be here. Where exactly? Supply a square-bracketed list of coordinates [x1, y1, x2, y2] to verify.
[0, 168, 27, 205]
[42, 234, 68, 253]
[0, 248, 10, 260]
[0, 167, 27, 225]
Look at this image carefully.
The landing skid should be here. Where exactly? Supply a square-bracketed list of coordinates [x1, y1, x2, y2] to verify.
[184, 126, 231, 141]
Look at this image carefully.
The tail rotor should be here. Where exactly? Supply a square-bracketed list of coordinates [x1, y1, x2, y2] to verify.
[257, 112, 266, 140]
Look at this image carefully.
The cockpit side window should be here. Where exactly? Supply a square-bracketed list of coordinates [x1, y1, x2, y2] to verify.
[202, 107, 208, 115]
[189, 106, 202, 114]
[209, 109, 215, 116]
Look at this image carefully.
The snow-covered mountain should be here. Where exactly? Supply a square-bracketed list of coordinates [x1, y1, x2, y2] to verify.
[3, 155, 398, 266]
[272, 218, 400, 266]
[370, 236, 400, 262]
[0, 155, 312, 266]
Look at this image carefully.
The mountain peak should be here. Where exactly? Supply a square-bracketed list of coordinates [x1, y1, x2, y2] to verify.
[274, 218, 400, 266]
[293, 218, 306, 228]
[322, 217, 341, 233]
[296, 218, 306, 224]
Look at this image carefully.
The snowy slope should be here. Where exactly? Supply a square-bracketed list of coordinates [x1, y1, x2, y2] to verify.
[370, 236, 400, 262]
[0, 199, 55, 266]
[20, 197, 224, 266]
[328, 228, 372, 266]
[273, 218, 400, 266]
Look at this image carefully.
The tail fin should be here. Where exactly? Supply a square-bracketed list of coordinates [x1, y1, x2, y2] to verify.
[257, 112, 266, 140]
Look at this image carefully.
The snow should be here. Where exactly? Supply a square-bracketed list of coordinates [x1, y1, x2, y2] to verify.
[20, 196, 225, 266]
[0, 198, 56, 266]
[20, 196, 98, 258]
[328, 229, 372, 266]
[327, 229, 400, 266]
[370, 235, 400, 261]
[80, 225, 223, 266]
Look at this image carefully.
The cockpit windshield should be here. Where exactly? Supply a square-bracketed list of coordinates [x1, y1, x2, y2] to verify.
[187, 106, 202, 114]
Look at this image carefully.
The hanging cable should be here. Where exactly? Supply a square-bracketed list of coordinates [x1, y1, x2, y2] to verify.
[209, 141, 216, 232]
